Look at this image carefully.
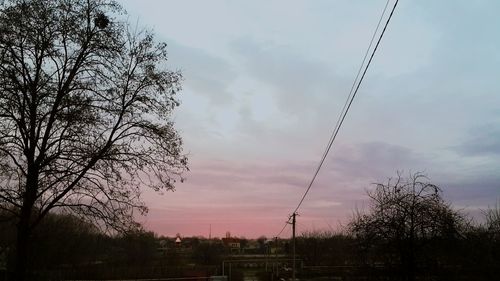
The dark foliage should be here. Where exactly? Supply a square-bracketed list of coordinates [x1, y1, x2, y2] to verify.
[344, 172, 498, 280]
[0, 0, 188, 279]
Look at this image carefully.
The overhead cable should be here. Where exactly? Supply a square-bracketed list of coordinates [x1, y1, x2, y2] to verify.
[276, 0, 399, 237]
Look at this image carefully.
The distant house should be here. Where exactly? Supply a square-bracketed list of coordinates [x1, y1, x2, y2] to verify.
[266, 239, 279, 254]
[222, 232, 241, 254]
[222, 237, 241, 253]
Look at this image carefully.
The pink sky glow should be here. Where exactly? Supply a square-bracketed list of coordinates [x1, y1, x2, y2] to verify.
[119, 0, 500, 238]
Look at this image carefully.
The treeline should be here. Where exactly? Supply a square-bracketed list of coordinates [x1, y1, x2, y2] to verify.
[0, 212, 231, 280]
[0, 173, 498, 281]
[0, 213, 171, 280]
[295, 173, 500, 281]
[296, 221, 499, 281]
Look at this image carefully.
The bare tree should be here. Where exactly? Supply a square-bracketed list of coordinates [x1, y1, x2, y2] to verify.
[348, 172, 463, 281]
[0, 0, 188, 279]
[483, 199, 500, 241]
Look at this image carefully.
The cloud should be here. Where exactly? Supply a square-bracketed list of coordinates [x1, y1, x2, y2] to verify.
[441, 177, 500, 204]
[326, 141, 429, 182]
[166, 40, 238, 106]
[187, 159, 314, 191]
[437, 175, 500, 223]
[306, 200, 342, 209]
[454, 125, 500, 157]
[118, 0, 500, 238]
[230, 38, 348, 119]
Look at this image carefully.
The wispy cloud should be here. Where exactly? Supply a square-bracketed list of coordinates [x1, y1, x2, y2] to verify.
[119, 0, 500, 238]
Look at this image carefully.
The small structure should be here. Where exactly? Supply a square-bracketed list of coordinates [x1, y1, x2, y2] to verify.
[158, 239, 169, 255]
[221, 232, 241, 254]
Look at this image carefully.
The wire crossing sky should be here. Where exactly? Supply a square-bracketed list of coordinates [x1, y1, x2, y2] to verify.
[276, 0, 399, 239]
[118, 0, 500, 238]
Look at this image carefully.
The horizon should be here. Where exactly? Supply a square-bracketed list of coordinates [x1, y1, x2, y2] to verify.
[116, 0, 500, 239]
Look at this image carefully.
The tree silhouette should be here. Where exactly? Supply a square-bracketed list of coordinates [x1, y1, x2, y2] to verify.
[0, 0, 188, 279]
[348, 172, 463, 281]
[483, 200, 500, 241]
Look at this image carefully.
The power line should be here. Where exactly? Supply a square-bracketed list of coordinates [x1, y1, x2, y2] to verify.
[293, 0, 399, 214]
[276, 219, 288, 237]
[276, 212, 295, 238]
[275, 0, 399, 238]
[318, 0, 391, 164]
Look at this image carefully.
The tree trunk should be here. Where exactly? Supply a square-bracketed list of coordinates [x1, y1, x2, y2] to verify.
[14, 211, 31, 281]
[14, 171, 37, 281]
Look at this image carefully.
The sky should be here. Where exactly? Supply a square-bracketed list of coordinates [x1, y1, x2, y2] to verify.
[116, 0, 500, 239]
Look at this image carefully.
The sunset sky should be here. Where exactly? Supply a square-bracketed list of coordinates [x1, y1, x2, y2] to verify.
[117, 0, 500, 238]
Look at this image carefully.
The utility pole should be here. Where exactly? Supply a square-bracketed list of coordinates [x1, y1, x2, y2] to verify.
[292, 213, 297, 281]
[273, 236, 278, 281]
[275, 236, 279, 275]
